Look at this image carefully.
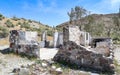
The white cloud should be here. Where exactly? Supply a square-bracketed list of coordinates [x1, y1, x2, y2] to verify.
[110, 0, 120, 7]
[87, 0, 120, 14]
[111, 0, 120, 4]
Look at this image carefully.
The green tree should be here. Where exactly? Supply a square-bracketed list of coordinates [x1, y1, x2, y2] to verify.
[75, 6, 87, 20]
[67, 8, 75, 24]
[67, 6, 88, 30]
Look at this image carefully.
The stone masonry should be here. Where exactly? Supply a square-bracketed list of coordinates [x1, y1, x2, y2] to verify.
[53, 41, 114, 73]
[9, 30, 40, 57]
[63, 25, 91, 46]
[54, 25, 114, 73]
[53, 31, 63, 48]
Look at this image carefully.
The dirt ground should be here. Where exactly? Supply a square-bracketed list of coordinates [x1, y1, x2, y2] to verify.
[114, 45, 120, 64]
[0, 38, 9, 46]
[0, 45, 58, 75]
[0, 45, 34, 75]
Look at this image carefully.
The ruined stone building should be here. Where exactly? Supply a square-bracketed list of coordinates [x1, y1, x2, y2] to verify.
[63, 25, 91, 46]
[9, 30, 40, 57]
[53, 25, 91, 48]
[54, 25, 114, 73]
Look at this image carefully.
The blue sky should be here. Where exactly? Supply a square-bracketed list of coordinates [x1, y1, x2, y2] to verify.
[0, 0, 120, 26]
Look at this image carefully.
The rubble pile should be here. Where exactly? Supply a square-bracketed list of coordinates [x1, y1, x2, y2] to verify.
[53, 41, 114, 73]
[12, 60, 95, 75]
[11, 60, 63, 75]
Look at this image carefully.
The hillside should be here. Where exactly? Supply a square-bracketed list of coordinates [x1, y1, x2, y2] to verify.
[57, 13, 118, 27]
[0, 13, 54, 36]
[56, 13, 120, 44]
[0, 13, 53, 45]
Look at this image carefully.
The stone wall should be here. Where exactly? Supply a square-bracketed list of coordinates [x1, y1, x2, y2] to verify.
[53, 41, 114, 73]
[54, 25, 114, 73]
[63, 26, 80, 45]
[9, 30, 40, 57]
[40, 31, 50, 48]
[63, 26, 69, 43]
[53, 31, 59, 48]
[53, 31, 63, 48]
[58, 32, 63, 46]
[41, 31, 47, 41]
[91, 38, 114, 58]
[63, 25, 91, 46]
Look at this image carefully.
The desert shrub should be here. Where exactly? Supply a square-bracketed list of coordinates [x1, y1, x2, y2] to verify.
[113, 37, 120, 41]
[0, 14, 5, 20]
[21, 18, 26, 21]
[19, 52, 36, 60]
[18, 22, 21, 25]
[12, 16, 20, 21]
[36, 28, 41, 36]
[113, 36, 120, 44]
[0, 26, 9, 38]
[28, 19, 32, 23]
[21, 22, 30, 29]
[5, 20, 14, 27]
[45, 25, 50, 28]
[47, 29, 53, 36]
[56, 27, 63, 32]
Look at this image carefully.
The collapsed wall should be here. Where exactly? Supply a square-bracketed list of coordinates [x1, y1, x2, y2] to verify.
[9, 30, 40, 57]
[53, 25, 114, 73]
[53, 41, 114, 72]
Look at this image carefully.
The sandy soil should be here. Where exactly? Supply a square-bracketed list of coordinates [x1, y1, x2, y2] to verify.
[0, 38, 9, 46]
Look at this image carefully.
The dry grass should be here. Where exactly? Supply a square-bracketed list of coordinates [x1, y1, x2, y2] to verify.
[38, 36, 53, 41]
[47, 36, 53, 41]
[0, 37, 9, 46]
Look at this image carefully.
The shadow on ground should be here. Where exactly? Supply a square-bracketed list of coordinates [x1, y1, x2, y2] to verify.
[0, 48, 13, 54]
[0, 48, 36, 60]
